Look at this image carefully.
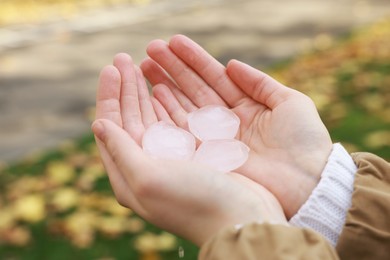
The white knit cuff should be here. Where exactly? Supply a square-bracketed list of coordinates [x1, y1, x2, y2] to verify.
[289, 143, 357, 246]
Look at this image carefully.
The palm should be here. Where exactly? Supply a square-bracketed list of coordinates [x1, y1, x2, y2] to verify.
[235, 99, 311, 157]
[231, 97, 330, 215]
[141, 35, 332, 217]
[94, 53, 286, 245]
[136, 159, 285, 245]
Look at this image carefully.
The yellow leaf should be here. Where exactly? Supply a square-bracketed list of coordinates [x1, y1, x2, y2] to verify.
[77, 163, 106, 191]
[364, 130, 390, 149]
[50, 188, 80, 212]
[96, 216, 126, 237]
[6, 176, 46, 199]
[80, 193, 104, 209]
[65, 210, 96, 234]
[156, 232, 177, 251]
[14, 194, 46, 223]
[134, 232, 178, 253]
[0, 207, 16, 230]
[134, 232, 159, 252]
[125, 217, 145, 233]
[65, 210, 97, 248]
[46, 161, 76, 185]
[82, 163, 105, 178]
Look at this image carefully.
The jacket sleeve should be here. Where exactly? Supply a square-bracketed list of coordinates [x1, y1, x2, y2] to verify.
[199, 153, 390, 260]
[336, 152, 390, 259]
[199, 223, 339, 259]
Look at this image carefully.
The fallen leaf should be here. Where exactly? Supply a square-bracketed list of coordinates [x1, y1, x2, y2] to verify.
[125, 217, 145, 233]
[134, 232, 178, 253]
[364, 130, 390, 149]
[0, 207, 15, 230]
[0, 226, 31, 246]
[96, 216, 126, 237]
[50, 188, 80, 212]
[46, 161, 76, 185]
[6, 176, 46, 200]
[14, 194, 46, 223]
[156, 232, 178, 251]
[134, 232, 160, 253]
[64, 210, 97, 248]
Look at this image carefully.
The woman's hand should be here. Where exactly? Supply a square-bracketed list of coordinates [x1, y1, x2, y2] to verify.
[141, 35, 333, 218]
[92, 53, 286, 246]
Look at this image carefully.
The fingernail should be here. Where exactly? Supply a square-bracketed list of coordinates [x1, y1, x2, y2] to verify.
[91, 120, 105, 142]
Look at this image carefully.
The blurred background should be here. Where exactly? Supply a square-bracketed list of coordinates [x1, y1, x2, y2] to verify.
[0, 0, 389, 259]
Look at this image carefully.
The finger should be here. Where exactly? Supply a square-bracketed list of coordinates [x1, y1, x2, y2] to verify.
[146, 39, 226, 107]
[113, 53, 145, 143]
[169, 34, 247, 107]
[227, 59, 294, 109]
[135, 66, 157, 128]
[141, 58, 197, 112]
[95, 65, 122, 126]
[150, 97, 176, 125]
[153, 84, 189, 130]
[92, 119, 149, 216]
[140, 58, 176, 88]
[95, 65, 141, 206]
[95, 138, 144, 211]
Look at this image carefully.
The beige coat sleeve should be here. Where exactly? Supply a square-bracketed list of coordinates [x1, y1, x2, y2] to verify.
[199, 223, 339, 259]
[336, 153, 390, 259]
[199, 153, 390, 260]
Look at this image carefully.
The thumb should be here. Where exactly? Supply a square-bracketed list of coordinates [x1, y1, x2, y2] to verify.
[226, 59, 294, 109]
[91, 119, 146, 173]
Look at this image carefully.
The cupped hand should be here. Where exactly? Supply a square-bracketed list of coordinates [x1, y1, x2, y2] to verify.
[92, 53, 286, 246]
[141, 35, 333, 218]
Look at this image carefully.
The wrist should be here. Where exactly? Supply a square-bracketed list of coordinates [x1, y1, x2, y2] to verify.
[284, 139, 333, 218]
